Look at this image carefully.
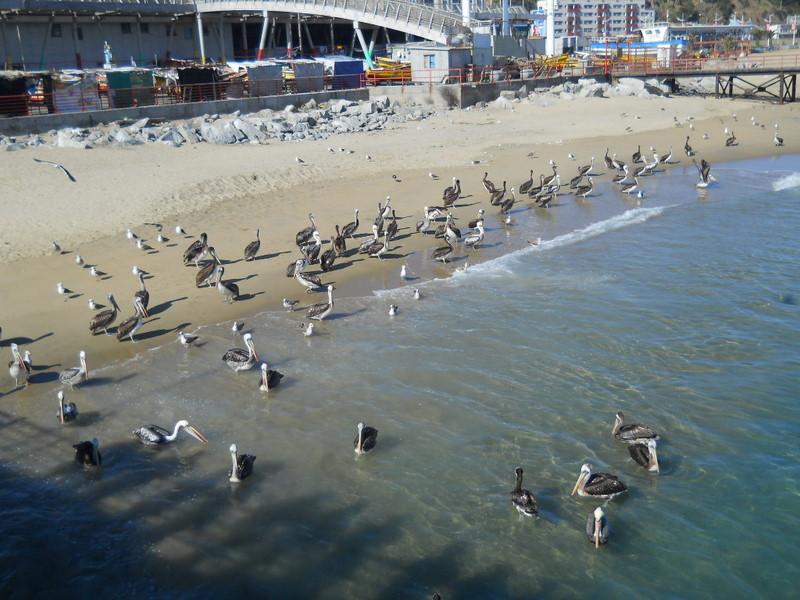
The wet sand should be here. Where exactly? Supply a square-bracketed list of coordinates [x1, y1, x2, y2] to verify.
[0, 94, 797, 385]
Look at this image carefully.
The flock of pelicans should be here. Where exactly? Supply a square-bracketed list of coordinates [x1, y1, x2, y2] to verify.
[3, 119, 784, 562]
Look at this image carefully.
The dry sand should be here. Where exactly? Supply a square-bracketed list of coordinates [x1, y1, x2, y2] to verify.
[0, 93, 797, 383]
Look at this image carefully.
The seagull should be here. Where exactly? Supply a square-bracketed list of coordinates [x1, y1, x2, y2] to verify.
[88, 299, 98, 310]
[178, 331, 199, 347]
[774, 131, 784, 147]
[89, 266, 99, 278]
[301, 322, 315, 337]
[136, 239, 152, 251]
[282, 298, 299, 312]
[175, 225, 186, 235]
[157, 234, 167, 243]
[33, 157, 76, 182]
[429, 172, 439, 179]
[328, 147, 335, 153]
[568, 152, 576, 160]
[413, 288, 421, 300]
[388, 304, 398, 317]
[295, 156, 305, 164]
[131, 265, 144, 276]
[232, 321, 244, 334]
[365, 154, 372, 161]
[400, 264, 413, 280]
[75, 254, 84, 267]
[126, 229, 138, 241]
[56, 282, 68, 298]
[52, 241, 62, 253]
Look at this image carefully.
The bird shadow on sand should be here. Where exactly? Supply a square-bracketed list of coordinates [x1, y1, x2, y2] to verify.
[379, 252, 411, 260]
[253, 250, 291, 262]
[29, 371, 62, 385]
[166, 243, 179, 248]
[229, 274, 258, 285]
[0, 332, 54, 348]
[326, 259, 362, 272]
[454, 201, 481, 208]
[81, 373, 137, 388]
[149, 296, 189, 317]
[236, 292, 265, 302]
[67, 292, 83, 300]
[326, 308, 368, 321]
[134, 322, 191, 343]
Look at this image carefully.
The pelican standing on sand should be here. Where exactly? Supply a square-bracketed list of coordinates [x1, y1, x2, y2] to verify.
[57, 390, 78, 424]
[307, 285, 334, 321]
[222, 333, 259, 372]
[8, 343, 30, 387]
[229, 444, 255, 482]
[59, 351, 88, 387]
[116, 297, 147, 343]
[215, 266, 240, 303]
[132, 420, 208, 446]
[195, 247, 221, 288]
[294, 260, 323, 293]
[243, 229, 261, 261]
[354, 422, 378, 455]
[183, 232, 208, 266]
[341, 209, 360, 239]
[296, 213, 317, 246]
[73, 438, 101, 468]
[89, 293, 121, 335]
[510, 467, 538, 517]
[134, 272, 150, 317]
[586, 507, 610, 548]
[571, 463, 627, 499]
[258, 362, 284, 392]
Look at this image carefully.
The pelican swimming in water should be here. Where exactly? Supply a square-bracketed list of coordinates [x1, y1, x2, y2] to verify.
[586, 507, 610, 548]
[73, 438, 101, 469]
[89, 293, 121, 335]
[354, 422, 378, 455]
[228, 443, 255, 482]
[307, 285, 334, 321]
[341, 209, 360, 239]
[195, 247, 221, 288]
[222, 333, 259, 372]
[693, 158, 715, 188]
[571, 463, 627, 499]
[296, 213, 317, 247]
[178, 331, 199, 347]
[243, 229, 261, 261]
[59, 350, 88, 388]
[183, 232, 208, 266]
[628, 438, 660, 473]
[8, 343, 30, 387]
[132, 420, 208, 446]
[214, 266, 240, 303]
[57, 390, 78, 424]
[258, 362, 284, 392]
[116, 297, 146, 343]
[134, 271, 150, 317]
[612, 411, 659, 443]
[511, 467, 538, 517]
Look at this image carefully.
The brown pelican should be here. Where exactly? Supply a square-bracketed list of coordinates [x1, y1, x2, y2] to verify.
[612, 411, 659, 443]
[258, 362, 284, 392]
[774, 129, 784, 147]
[341, 209, 359, 239]
[603, 148, 615, 170]
[612, 166, 630, 184]
[183, 232, 208, 266]
[8, 343, 30, 387]
[89, 293, 121, 335]
[575, 177, 594, 198]
[490, 181, 507, 206]
[286, 257, 304, 278]
[482, 172, 497, 194]
[178, 331, 199, 347]
[59, 351, 88, 387]
[301, 231, 323, 264]
[725, 129, 737, 147]
[307, 285, 334, 321]
[354, 422, 378, 455]
[73, 438, 101, 469]
[443, 179, 461, 207]
[380, 197, 392, 220]
[659, 146, 673, 164]
[511, 467, 538, 517]
[586, 507, 610, 548]
[571, 463, 627, 499]
[229, 443, 255, 482]
[319, 237, 337, 272]
[333, 225, 347, 255]
[542, 164, 558, 187]
[294, 260, 323, 293]
[632, 145, 643, 164]
[684, 136, 696, 157]
[195, 247, 221, 288]
[569, 171, 584, 189]
[214, 266, 240, 303]
[536, 192, 555, 208]
[388, 304, 398, 317]
[432, 239, 454, 263]
[359, 224, 381, 251]
[528, 174, 546, 198]
[57, 390, 78, 424]
[464, 222, 484, 249]
[368, 234, 390, 260]
[578, 156, 595, 176]
[133, 420, 208, 446]
[222, 333, 259, 372]
[295, 213, 317, 247]
[116, 298, 146, 342]
[468, 209, 486, 229]
[416, 209, 432, 234]
[628, 439, 660, 473]
[134, 272, 150, 317]
[386, 210, 398, 241]
[243, 229, 260, 261]
[518, 170, 534, 195]
[621, 177, 639, 195]
[499, 188, 516, 215]
[693, 158, 714, 188]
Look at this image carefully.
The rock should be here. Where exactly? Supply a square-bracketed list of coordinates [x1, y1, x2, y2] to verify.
[580, 83, 610, 98]
[176, 124, 200, 144]
[113, 128, 139, 145]
[644, 78, 669, 96]
[330, 99, 355, 113]
[578, 77, 600, 88]
[4, 142, 26, 151]
[549, 84, 564, 94]
[372, 95, 390, 110]
[199, 120, 238, 144]
[618, 77, 645, 91]
[234, 118, 267, 143]
[126, 117, 149, 133]
[491, 96, 514, 109]
[283, 104, 296, 113]
[359, 100, 378, 115]
[559, 91, 575, 101]
[302, 98, 317, 110]
[55, 129, 89, 149]
[158, 128, 185, 147]
[516, 85, 528, 99]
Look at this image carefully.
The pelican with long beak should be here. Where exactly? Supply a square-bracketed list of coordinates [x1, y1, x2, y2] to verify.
[354, 422, 378, 455]
[132, 420, 208, 446]
[229, 443, 256, 482]
[586, 507, 610, 548]
[8, 343, 30, 387]
[73, 438, 101, 469]
[59, 350, 88, 388]
[222, 333, 259, 372]
[612, 411, 659, 443]
[571, 463, 627, 499]
[57, 390, 78, 424]
[259, 362, 284, 392]
[628, 438, 660, 473]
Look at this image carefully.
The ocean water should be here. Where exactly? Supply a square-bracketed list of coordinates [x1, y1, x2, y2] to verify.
[1, 155, 799, 599]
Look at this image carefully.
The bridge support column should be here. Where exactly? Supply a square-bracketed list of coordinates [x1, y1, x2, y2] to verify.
[196, 12, 206, 64]
[218, 14, 227, 63]
[39, 14, 52, 70]
[286, 21, 292, 58]
[303, 22, 315, 54]
[135, 14, 143, 66]
[71, 15, 82, 70]
[257, 11, 269, 60]
[329, 21, 335, 52]
[241, 19, 248, 59]
[353, 21, 374, 70]
[461, 0, 471, 27]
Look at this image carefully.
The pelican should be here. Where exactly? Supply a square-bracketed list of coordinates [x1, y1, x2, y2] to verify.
[386, 210, 398, 241]
[578, 157, 595, 176]
[569, 171, 584, 189]
[223, 333, 259, 372]
[178, 331, 199, 347]
[380, 197, 392, 220]
[444, 214, 461, 243]
[628, 438, 660, 473]
[612, 411, 659, 443]
[116, 297, 146, 343]
[57, 390, 77, 424]
[283, 298, 299, 311]
[243, 229, 261, 261]
[413, 288, 421, 300]
[367, 234, 390, 260]
[482, 172, 497, 194]
[684, 136, 695, 156]
[214, 266, 240, 303]
[89, 293, 121, 335]
[693, 158, 714, 189]
[333, 225, 347, 256]
[586, 507, 610, 548]
[527, 174, 545, 197]
[611, 153, 626, 171]
[519, 170, 534, 195]
[536, 192, 555, 208]
[464, 221, 485, 249]
[341, 209, 360, 239]
[621, 177, 639, 195]
[510, 467, 538, 517]
[725, 129, 737, 147]
[307, 285, 334, 321]
[432, 239, 454, 263]
[320, 236, 337, 272]
[659, 146, 673, 164]
[443, 179, 461, 207]
[258, 362, 284, 392]
[134, 271, 150, 317]
[59, 350, 88, 387]
[416, 209, 432, 234]
[359, 224, 380, 252]
[442, 176, 457, 199]
[468, 208, 486, 229]
[8, 343, 29, 387]
[500, 188, 516, 215]
[354, 422, 378, 455]
[228, 444, 255, 482]
[301, 322, 315, 337]
[490, 181, 507, 205]
[632, 145, 643, 164]
[183, 232, 208, 266]
[301, 231, 323, 264]
[388, 304, 398, 317]
[603, 148, 615, 169]
[73, 438, 101, 469]
[195, 247, 221, 288]
[575, 177, 594, 198]
[294, 261, 323, 293]
[774, 131, 784, 147]
[133, 420, 208, 446]
[546, 175, 562, 196]
[295, 213, 317, 247]
[571, 463, 627, 499]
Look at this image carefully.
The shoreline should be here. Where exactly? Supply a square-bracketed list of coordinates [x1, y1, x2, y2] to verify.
[1, 94, 797, 388]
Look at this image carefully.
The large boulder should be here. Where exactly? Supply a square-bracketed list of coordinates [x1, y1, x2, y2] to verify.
[617, 77, 645, 91]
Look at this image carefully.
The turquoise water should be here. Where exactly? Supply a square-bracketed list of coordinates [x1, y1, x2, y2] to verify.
[1, 156, 799, 598]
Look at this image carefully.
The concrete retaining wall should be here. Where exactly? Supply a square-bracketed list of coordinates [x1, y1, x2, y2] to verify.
[0, 88, 370, 135]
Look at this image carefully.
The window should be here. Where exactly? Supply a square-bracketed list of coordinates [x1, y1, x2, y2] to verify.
[121, 23, 132, 34]
[424, 54, 435, 69]
[51, 23, 62, 38]
[140, 23, 149, 34]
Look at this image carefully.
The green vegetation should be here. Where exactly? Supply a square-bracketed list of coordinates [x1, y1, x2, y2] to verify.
[653, 1, 800, 24]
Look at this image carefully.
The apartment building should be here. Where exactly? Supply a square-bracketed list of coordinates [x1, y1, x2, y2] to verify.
[538, 1, 655, 41]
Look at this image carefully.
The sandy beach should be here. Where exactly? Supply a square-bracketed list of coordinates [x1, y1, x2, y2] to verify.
[1, 93, 797, 381]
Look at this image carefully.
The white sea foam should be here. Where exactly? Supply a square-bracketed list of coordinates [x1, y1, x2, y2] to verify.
[772, 172, 800, 191]
[373, 206, 668, 297]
